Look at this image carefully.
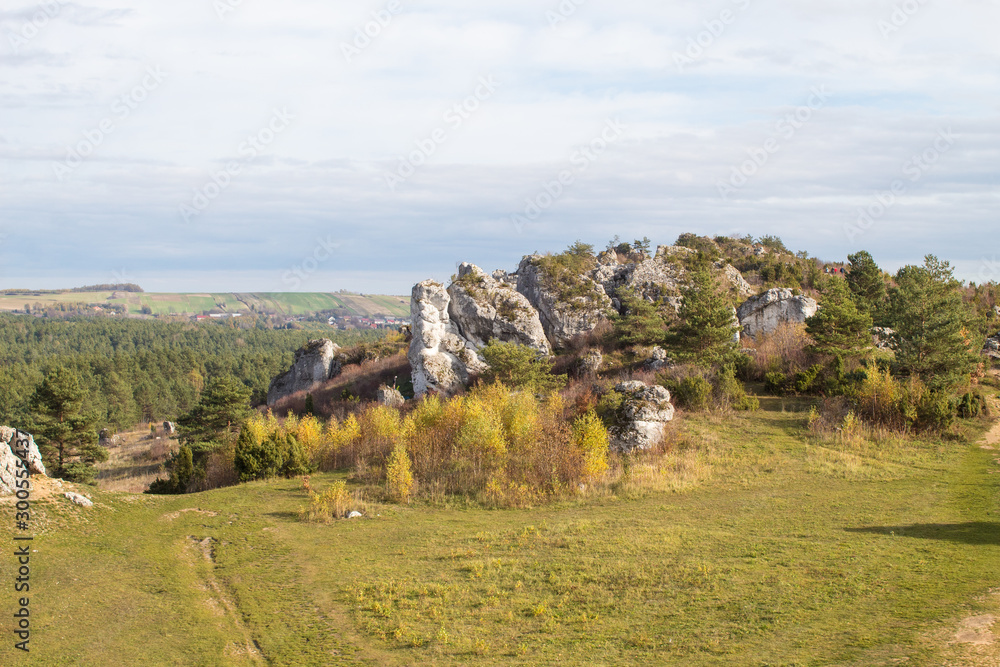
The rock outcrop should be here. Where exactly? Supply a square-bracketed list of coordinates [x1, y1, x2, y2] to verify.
[409, 280, 488, 397]
[576, 349, 604, 377]
[737, 288, 818, 339]
[267, 339, 344, 405]
[515, 256, 613, 348]
[609, 381, 675, 452]
[64, 491, 93, 507]
[1, 427, 46, 495]
[448, 263, 551, 355]
[376, 385, 406, 408]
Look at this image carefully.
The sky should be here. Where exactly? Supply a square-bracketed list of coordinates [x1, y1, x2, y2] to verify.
[1, 0, 998, 294]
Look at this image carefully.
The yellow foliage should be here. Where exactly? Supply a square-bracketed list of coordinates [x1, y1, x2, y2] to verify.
[294, 414, 324, 457]
[386, 442, 415, 503]
[572, 410, 610, 479]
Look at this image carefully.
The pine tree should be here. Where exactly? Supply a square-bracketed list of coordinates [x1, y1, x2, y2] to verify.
[29, 367, 107, 483]
[613, 287, 667, 347]
[805, 278, 873, 359]
[177, 375, 253, 458]
[669, 257, 739, 364]
[886, 256, 980, 391]
[846, 251, 888, 321]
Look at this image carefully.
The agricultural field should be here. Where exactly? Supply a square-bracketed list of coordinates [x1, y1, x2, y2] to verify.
[3, 399, 999, 666]
[0, 291, 410, 318]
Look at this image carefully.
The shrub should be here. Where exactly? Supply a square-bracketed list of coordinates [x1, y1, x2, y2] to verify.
[385, 442, 415, 503]
[958, 391, 989, 419]
[147, 446, 194, 495]
[301, 480, 365, 522]
[674, 376, 713, 411]
[480, 340, 566, 393]
[715, 365, 759, 411]
[764, 372, 789, 396]
[794, 364, 823, 394]
[572, 410, 610, 479]
[234, 429, 313, 482]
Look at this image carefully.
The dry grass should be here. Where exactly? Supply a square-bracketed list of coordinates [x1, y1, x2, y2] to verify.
[742, 321, 812, 378]
[95, 427, 177, 493]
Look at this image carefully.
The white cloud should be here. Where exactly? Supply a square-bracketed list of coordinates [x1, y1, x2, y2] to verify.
[0, 0, 998, 290]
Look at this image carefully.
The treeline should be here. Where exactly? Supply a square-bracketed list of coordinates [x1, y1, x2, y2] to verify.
[0, 283, 143, 295]
[0, 313, 386, 431]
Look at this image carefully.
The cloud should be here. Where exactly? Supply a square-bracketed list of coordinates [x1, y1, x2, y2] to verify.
[0, 0, 997, 290]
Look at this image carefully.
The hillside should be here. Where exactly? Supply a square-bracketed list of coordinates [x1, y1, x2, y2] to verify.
[4, 401, 999, 665]
[0, 291, 410, 319]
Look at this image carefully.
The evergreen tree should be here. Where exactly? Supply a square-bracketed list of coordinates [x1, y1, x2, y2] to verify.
[177, 375, 253, 458]
[669, 257, 739, 364]
[480, 340, 566, 393]
[28, 367, 107, 483]
[846, 251, 888, 320]
[886, 256, 980, 391]
[805, 278, 873, 359]
[613, 288, 667, 347]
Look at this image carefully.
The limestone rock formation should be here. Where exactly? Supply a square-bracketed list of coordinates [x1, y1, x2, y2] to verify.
[267, 339, 344, 405]
[873, 327, 897, 352]
[448, 263, 551, 355]
[409, 280, 488, 397]
[737, 288, 818, 339]
[609, 381, 675, 452]
[641, 346, 673, 372]
[1, 427, 46, 495]
[515, 256, 613, 349]
[983, 333, 1000, 359]
[576, 349, 604, 377]
[64, 491, 93, 507]
[724, 263, 755, 298]
[376, 385, 406, 408]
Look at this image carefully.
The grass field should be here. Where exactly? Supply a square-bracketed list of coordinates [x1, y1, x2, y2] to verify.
[0, 291, 411, 318]
[3, 399, 999, 665]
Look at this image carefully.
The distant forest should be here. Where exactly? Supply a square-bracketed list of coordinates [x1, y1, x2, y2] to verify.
[0, 313, 385, 431]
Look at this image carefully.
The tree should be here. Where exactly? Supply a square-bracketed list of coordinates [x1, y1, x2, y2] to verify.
[886, 256, 980, 391]
[28, 367, 107, 483]
[669, 257, 739, 364]
[177, 375, 253, 458]
[613, 288, 667, 347]
[147, 445, 194, 495]
[480, 340, 566, 393]
[846, 251, 888, 320]
[805, 278, 873, 359]
[233, 429, 310, 482]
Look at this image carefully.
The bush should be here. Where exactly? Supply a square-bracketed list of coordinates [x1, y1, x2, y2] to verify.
[764, 372, 789, 396]
[385, 442, 415, 503]
[674, 376, 713, 411]
[794, 364, 823, 394]
[147, 445, 195, 495]
[957, 391, 989, 419]
[301, 480, 366, 522]
[916, 391, 956, 431]
[234, 429, 313, 482]
[715, 365, 759, 411]
[481, 340, 566, 393]
[572, 410, 610, 480]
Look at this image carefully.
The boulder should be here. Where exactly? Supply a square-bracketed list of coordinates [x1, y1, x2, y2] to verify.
[408, 280, 487, 397]
[642, 346, 673, 371]
[736, 288, 818, 339]
[448, 263, 551, 355]
[723, 264, 755, 298]
[576, 349, 604, 377]
[163, 421, 177, 436]
[1, 427, 46, 495]
[609, 381, 675, 452]
[515, 255, 613, 348]
[64, 492, 93, 508]
[873, 327, 897, 352]
[267, 339, 343, 405]
[376, 385, 406, 408]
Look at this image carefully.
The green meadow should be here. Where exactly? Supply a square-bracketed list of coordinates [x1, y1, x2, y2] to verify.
[3, 399, 999, 666]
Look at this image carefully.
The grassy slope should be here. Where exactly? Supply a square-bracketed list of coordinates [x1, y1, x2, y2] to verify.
[3, 401, 999, 666]
[0, 292, 410, 318]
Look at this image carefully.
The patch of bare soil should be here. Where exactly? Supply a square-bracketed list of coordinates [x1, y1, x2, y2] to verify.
[160, 508, 220, 521]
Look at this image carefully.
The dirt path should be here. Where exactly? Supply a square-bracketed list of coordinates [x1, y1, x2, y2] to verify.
[181, 535, 265, 663]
